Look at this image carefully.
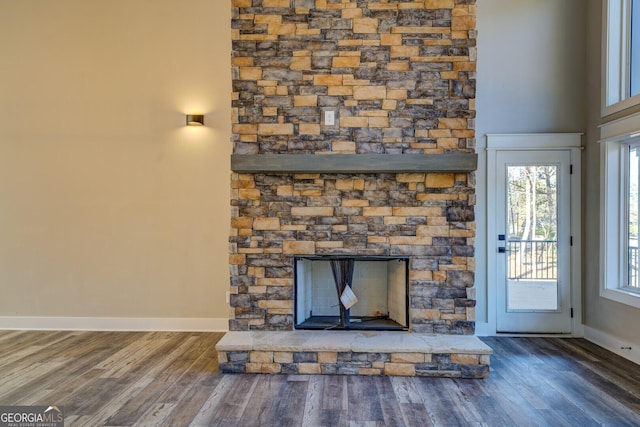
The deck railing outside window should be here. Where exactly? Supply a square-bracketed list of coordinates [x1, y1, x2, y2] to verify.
[629, 246, 639, 288]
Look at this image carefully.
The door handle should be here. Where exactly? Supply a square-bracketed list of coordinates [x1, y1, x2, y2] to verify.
[498, 247, 510, 253]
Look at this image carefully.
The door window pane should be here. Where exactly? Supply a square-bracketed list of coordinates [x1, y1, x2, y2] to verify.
[506, 165, 559, 311]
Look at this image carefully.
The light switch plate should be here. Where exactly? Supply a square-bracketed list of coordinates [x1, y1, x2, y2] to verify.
[324, 110, 335, 126]
[321, 108, 338, 129]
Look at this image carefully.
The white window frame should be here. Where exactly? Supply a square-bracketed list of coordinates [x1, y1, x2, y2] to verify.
[603, 0, 640, 116]
[600, 112, 640, 309]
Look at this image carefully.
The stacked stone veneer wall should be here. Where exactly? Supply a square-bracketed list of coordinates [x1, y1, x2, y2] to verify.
[229, 0, 477, 334]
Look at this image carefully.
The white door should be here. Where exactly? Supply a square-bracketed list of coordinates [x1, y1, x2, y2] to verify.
[495, 150, 573, 333]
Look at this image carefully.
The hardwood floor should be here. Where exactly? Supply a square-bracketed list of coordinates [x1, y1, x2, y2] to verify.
[1, 331, 639, 426]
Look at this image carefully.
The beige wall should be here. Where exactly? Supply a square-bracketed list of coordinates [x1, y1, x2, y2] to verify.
[0, 1, 232, 322]
[6, 0, 636, 342]
[475, 0, 587, 325]
[476, 0, 587, 134]
[477, 0, 640, 347]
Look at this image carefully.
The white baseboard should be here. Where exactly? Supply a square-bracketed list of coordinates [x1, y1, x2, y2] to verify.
[584, 325, 640, 365]
[474, 322, 492, 336]
[0, 316, 229, 332]
[475, 321, 584, 338]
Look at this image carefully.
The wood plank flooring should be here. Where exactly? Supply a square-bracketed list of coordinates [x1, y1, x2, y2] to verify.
[1, 331, 639, 426]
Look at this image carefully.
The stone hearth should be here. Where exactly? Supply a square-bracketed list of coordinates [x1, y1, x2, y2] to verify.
[217, 331, 491, 378]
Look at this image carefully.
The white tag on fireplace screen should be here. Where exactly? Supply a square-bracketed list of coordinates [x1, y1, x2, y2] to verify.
[340, 285, 358, 309]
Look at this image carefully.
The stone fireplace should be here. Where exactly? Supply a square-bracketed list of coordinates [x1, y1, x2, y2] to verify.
[217, 0, 492, 378]
[227, 169, 476, 334]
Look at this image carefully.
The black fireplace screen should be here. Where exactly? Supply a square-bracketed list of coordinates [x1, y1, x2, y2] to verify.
[330, 258, 355, 328]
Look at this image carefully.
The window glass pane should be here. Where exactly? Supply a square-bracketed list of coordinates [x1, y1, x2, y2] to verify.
[607, 0, 624, 106]
[628, 146, 640, 288]
[632, 0, 640, 97]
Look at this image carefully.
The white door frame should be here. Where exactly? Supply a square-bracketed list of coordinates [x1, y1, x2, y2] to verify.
[484, 133, 583, 336]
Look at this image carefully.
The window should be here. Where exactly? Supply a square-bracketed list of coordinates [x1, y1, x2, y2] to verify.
[601, 2, 640, 308]
[604, 0, 640, 115]
[633, 0, 640, 97]
[626, 145, 640, 291]
[600, 117, 640, 308]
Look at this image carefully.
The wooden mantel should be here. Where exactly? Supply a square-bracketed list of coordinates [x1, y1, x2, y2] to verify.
[230, 153, 477, 174]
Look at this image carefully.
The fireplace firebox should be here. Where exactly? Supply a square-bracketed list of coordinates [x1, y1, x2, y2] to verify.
[294, 256, 409, 331]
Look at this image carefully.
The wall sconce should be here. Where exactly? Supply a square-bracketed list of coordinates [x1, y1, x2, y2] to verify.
[186, 114, 204, 126]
